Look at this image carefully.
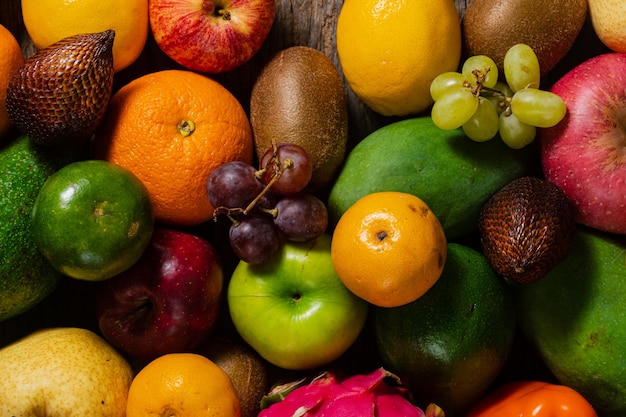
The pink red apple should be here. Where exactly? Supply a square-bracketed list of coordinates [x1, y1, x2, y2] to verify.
[95, 227, 223, 362]
[149, 0, 276, 73]
[539, 53, 626, 234]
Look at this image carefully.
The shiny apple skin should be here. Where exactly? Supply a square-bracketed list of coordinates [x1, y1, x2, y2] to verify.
[149, 0, 276, 73]
[539, 53, 626, 234]
[227, 233, 369, 371]
[96, 227, 223, 362]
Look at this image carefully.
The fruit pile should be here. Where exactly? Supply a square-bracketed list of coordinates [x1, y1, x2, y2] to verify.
[1, 0, 626, 416]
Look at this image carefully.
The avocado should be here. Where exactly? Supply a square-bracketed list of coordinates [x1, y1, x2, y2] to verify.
[250, 46, 348, 190]
[0, 135, 77, 321]
[372, 243, 516, 415]
[510, 227, 626, 417]
[327, 116, 539, 241]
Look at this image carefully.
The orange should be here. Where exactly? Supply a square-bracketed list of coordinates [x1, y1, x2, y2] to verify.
[21, 0, 148, 72]
[92, 69, 253, 226]
[336, 0, 462, 116]
[0, 24, 24, 139]
[330, 191, 447, 307]
[126, 353, 240, 417]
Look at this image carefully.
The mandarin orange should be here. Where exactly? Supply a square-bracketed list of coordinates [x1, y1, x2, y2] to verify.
[93, 69, 253, 226]
[331, 191, 447, 307]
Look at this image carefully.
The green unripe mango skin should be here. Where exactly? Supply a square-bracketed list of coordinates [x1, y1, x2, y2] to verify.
[511, 227, 626, 417]
[373, 243, 516, 415]
[0, 136, 78, 322]
[327, 116, 539, 240]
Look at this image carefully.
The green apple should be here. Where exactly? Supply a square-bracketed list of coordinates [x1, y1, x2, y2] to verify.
[227, 233, 369, 371]
[31, 160, 154, 281]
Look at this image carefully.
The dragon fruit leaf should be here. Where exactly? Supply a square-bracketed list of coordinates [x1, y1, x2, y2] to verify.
[318, 390, 377, 417]
[339, 367, 392, 392]
[258, 374, 334, 417]
[260, 376, 310, 409]
[375, 391, 426, 417]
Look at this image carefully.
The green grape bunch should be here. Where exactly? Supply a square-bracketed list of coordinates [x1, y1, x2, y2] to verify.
[429, 43, 566, 149]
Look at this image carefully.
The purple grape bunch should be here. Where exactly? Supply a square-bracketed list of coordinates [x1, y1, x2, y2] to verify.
[206, 142, 329, 265]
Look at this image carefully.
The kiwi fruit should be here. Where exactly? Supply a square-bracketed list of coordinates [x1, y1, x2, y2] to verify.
[6, 30, 115, 148]
[250, 46, 348, 190]
[478, 176, 577, 284]
[461, 0, 588, 75]
[200, 337, 271, 417]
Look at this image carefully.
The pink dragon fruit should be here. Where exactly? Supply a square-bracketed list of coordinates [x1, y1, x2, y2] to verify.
[258, 367, 444, 417]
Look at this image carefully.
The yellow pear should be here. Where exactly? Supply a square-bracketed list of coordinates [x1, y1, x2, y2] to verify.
[0, 327, 134, 417]
[589, 0, 626, 53]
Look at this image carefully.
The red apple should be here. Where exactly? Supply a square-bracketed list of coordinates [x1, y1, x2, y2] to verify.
[95, 227, 224, 362]
[149, 0, 276, 73]
[539, 53, 626, 234]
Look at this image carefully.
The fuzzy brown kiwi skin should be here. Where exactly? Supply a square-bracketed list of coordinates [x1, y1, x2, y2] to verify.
[200, 337, 272, 417]
[250, 46, 348, 191]
[461, 0, 588, 76]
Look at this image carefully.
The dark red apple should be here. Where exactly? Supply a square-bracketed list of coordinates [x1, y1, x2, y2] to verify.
[149, 0, 276, 74]
[96, 227, 223, 362]
[539, 52, 626, 234]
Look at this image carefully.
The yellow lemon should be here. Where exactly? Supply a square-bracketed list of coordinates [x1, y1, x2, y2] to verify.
[21, 0, 148, 72]
[336, 0, 462, 116]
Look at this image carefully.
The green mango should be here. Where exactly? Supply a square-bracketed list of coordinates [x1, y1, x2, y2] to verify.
[510, 227, 626, 417]
[327, 116, 539, 241]
[372, 243, 516, 415]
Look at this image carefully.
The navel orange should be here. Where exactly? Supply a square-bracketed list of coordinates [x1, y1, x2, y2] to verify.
[0, 24, 24, 139]
[126, 352, 240, 417]
[92, 69, 253, 226]
[331, 191, 447, 307]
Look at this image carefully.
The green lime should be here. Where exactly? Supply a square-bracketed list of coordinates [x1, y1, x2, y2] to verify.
[31, 160, 154, 281]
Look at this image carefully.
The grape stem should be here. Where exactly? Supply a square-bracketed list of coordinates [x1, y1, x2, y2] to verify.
[467, 66, 513, 116]
[467, 66, 491, 96]
[211, 140, 291, 221]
